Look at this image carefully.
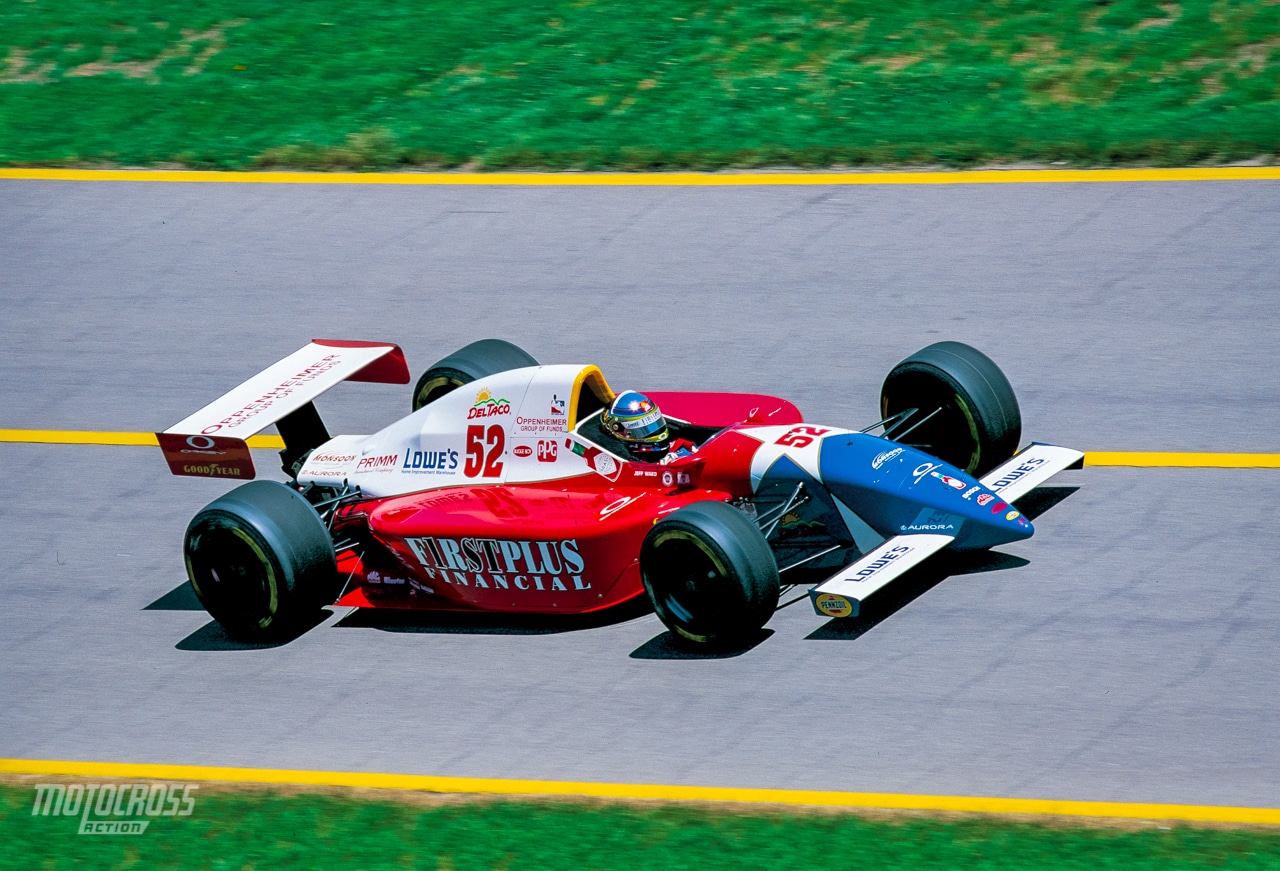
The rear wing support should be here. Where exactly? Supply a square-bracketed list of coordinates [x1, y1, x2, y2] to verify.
[158, 339, 409, 479]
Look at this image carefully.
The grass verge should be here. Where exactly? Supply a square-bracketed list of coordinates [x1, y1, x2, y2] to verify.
[5, 782, 1280, 870]
[2, 0, 1279, 170]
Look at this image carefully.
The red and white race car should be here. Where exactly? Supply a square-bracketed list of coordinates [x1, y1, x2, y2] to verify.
[161, 339, 1080, 646]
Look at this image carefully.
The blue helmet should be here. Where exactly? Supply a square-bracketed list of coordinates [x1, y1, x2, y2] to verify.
[602, 390, 670, 459]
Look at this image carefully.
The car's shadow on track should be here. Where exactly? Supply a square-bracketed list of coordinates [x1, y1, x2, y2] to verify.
[332, 595, 655, 636]
[629, 629, 774, 659]
[804, 550, 1029, 641]
[805, 485, 1077, 642]
[144, 582, 204, 611]
[175, 610, 335, 651]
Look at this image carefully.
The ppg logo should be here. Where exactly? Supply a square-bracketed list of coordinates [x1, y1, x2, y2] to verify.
[537, 440, 558, 463]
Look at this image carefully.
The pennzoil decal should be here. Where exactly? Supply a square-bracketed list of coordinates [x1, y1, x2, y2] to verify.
[815, 593, 854, 618]
[406, 536, 590, 592]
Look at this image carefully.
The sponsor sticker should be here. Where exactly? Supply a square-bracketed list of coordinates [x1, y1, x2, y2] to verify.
[307, 452, 356, 466]
[976, 493, 995, 506]
[936, 474, 967, 490]
[550, 394, 566, 416]
[356, 452, 400, 472]
[405, 536, 590, 593]
[912, 462, 941, 483]
[197, 355, 341, 435]
[988, 457, 1048, 492]
[401, 448, 461, 475]
[468, 387, 511, 420]
[847, 545, 911, 583]
[1006, 510, 1021, 521]
[871, 448, 903, 470]
[990, 501, 1008, 515]
[537, 440, 558, 462]
[815, 593, 854, 618]
[901, 508, 959, 534]
[513, 445, 533, 458]
[593, 453, 618, 477]
[516, 415, 568, 435]
[157, 432, 254, 479]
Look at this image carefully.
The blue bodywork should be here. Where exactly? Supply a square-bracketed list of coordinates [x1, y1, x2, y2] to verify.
[756, 432, 1033, 553]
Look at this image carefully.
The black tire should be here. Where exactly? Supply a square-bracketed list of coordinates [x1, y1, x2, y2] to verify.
[880, 341, 1021, 477]
[640, 501, 780, 646]
[184, 481, 339, 639]
[412, 339, 539, 411]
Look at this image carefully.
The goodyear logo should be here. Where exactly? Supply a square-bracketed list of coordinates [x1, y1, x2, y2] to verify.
[815, 593, 854, 618]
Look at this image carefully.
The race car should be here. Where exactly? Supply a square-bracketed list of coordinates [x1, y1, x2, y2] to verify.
[159, 339, 1082, 646]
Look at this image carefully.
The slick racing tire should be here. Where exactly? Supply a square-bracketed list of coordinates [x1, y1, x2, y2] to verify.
[184, 481, 339, 640]
[641, 501, 780, 646]
[412, 339, 539, 411]
[880, 341, 1021, 477]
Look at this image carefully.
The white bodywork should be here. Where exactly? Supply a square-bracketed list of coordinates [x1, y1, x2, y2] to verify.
[296, 364, 616, 498]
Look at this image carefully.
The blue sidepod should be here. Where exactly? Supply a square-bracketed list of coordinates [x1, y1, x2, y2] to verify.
[815, 433, 1033, 551]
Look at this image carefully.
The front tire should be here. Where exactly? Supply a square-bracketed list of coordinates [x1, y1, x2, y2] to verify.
[411, 339, 539, 411]
[640, 501, 780, 646]
[184, 481, 339, 639]
[880, 341, 1021, 477]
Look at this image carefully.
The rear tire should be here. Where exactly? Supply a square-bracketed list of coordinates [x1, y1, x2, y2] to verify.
[184, 481, 339, 639]
[641, 501, 780, 646]
[880, 341, 1021, 476]
[412, 339, 539, 411]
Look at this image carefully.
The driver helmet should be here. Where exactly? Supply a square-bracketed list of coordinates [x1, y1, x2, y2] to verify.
[602, 390, 670, 460]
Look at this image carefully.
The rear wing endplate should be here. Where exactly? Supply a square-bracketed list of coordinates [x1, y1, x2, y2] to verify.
[158, 339, 409, 479]
[809, 533, 954, 619]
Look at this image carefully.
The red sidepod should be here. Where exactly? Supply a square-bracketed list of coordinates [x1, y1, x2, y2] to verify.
[335, 474, 742, 614]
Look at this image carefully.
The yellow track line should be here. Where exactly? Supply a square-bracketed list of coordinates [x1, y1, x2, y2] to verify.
[2, 167, 1279, 186]
[0, 429, 284, 448]
[1085, 451, 1280, 468]
[1, 758, 1276, 825]
[2, 430, 1277, 467]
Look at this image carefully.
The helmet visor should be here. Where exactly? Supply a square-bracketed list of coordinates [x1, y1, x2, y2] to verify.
[619, 408, 667, 442]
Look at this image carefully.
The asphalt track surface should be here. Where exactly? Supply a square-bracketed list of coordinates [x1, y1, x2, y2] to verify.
[2, 174, 1279, 809]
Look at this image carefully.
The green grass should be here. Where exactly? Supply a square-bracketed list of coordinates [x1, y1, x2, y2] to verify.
[5, 784, 1280, 870]
[2, 0, 1280, 169]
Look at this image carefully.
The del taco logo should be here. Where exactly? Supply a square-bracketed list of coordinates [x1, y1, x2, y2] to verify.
[469, 387, 511, 419]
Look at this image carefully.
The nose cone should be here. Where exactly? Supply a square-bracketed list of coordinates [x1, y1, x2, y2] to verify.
[954, 496, 1034, 550]
[816, 435, 1035, 551]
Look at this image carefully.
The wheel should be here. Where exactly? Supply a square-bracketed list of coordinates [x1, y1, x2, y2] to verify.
[640, 501, 780, 646]
[184, 481, 339, 639]
[880, 341, 1021, 477]
[411, 339, 539, 411]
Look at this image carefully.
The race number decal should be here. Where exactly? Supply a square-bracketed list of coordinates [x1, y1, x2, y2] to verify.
[774, 426, 830, 449]
[465, 425, 505, 478]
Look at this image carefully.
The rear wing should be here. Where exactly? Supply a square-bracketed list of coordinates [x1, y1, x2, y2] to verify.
[158, 339, 409, 479]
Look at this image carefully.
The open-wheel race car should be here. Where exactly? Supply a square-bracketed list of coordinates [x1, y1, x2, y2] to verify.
[159, 338, 1082, 646]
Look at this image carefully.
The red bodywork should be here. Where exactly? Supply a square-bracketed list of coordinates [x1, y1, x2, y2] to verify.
[333, 391, 802, 614]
